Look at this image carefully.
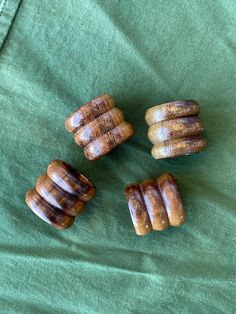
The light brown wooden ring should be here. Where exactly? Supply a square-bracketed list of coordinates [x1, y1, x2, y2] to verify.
[65, 94, 115, 133]
[36, 174, 84, 216]
[157, 174, 186, 226]
[140, 179, 169, 231]
[47, 160, 96, 201]
[145, 100, 200, 126]
[25, 188, 75, 230]
[151, 135, 207, 159]
[124, 184, 152, 236]
[84, 121, 134, 161]
[148, 116, 203, 143]
[74, 108, 124, 147]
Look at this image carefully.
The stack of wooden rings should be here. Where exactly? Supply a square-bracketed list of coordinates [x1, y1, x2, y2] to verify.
[145, 100, 207, 159]
[25, 95, 209, 234]
[25, 160, 96, 229]
[125, 173, 186, 235]
[65, 94, 134, 160]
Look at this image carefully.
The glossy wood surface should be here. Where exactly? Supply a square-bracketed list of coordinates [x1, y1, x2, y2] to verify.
[74, 108, 124, 147]
[125, 173, 186, 235]
[151, 135, 207, 159]
[157, 174, 186, 226]
[25, 188, 75, 230]
[140, 179, 169, 231]
[148, 116, 203, 143]
[145, 100, 200, 126]
[25, 160, 96, 229]
[65, 94, 115, 133]
[47, 160, 96, 201]
[84, 121, 134, 161]
[124, 184, 152, 235]
[145, 100, 207, 159]
[36, 173, 84, 216]
[65, 94, 134, 160]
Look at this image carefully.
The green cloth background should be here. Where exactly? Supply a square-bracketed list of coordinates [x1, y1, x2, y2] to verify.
[0, 0, 236, 313]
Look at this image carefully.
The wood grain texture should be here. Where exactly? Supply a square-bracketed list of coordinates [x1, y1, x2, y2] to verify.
[124, 184, 152, 236]
[36, 174, 84, 216]
[74, 108, 124, 147]
[151, 135, 207, 159]
[157, 173, 186, 226]
[65, 94, 134, 160]
[47, 160, 96, 201]
[84, 121, 134, 161]
[145, 100, 200, 126]
[148, 116, 203, 143]
[140, 179, 169, 231]
[145, 100, 207, 159]
[25, 160, 96, 229]
[125, 173, 186, 235]
[65, 94, 115, 133]
[25, 188, 75, 230]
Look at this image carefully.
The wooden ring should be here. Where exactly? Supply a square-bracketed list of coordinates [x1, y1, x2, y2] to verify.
[151, 135, 207, 159]
[145, 100, 207, 159]
[125, 173, 186, 235]
[145, 100, 200, 126]
[84, 121, 134, 161]
[36, 174, 84, 216]
[65, 94, 115, 133]
[157, 174, 186, 226]
[25, 160, 96, 229]
[65, 94, 134, 160]
[140, 179, 169, 231]
[25, 189, 75, 230]
[47, 160, 96, 201]
[148, 116, 203, 143]
[124, 184, 152, 236]
[74, 108, 124, 147]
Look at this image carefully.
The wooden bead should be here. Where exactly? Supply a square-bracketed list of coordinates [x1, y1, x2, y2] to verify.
[145, 100, 207, 159]
[145, 100, 200, 126]
[25, 189, 75, 230]
[140, 179, 169, 231]
[151, 135, 207, 159]
[84, 121, 134, 161]
[65, 94, 134, 160]
[65, 94, 115, 133]
[36, 174, 84, 216]
[157, 174, 186, 226]
[74, 108, 124, 147]
[47, 160, 95, 201]
[25, 160, 96, 230]
[124, 184, 152, 236]
[125, 173, 186, 236]
[148, 116, 203, 143]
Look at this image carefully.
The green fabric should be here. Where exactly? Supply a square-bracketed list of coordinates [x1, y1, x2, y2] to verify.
[0, 0, 236, 313]
[0, 0, 21, 47]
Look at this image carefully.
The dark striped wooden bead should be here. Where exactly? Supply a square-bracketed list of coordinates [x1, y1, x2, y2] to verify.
[125, 173, 186, 236]
[25, 160, 96, 229]
[47, 160, 95, 201]
[25, 188, 75, 230]
[145, 100, 207, 159]
[124, 184, 152, 236]
[65, 94, 134, 160]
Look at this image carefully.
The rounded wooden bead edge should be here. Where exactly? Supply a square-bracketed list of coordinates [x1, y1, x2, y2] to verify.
[65, 94, 134, 160]
[145, 100, 207, 159]
[125, 173, 186, 236]
[25, 160, 96, 230]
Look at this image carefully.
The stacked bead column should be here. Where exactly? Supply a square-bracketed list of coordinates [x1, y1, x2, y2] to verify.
[125, 173, 186, 236]
[145, 100, 207, 159]
[25, 160, 96, 229]
[65, 94, 134, 160]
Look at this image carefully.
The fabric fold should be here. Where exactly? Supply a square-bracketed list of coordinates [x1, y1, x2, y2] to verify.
[0, 0, 22, 50]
